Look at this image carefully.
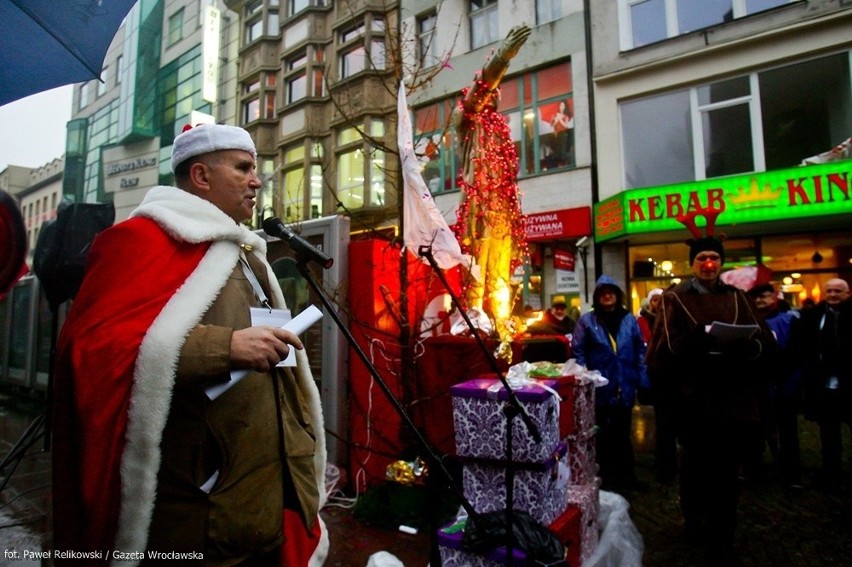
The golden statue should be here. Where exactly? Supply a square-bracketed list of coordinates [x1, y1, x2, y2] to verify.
[453, 25, 531, 344]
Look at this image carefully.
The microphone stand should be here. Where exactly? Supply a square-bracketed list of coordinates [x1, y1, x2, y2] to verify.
[285, 245, 488, 557]
[418, 245, 542, 565]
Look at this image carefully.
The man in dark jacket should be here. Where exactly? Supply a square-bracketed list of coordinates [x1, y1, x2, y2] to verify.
[748, 283, 802, 488]
[790, 278, 851, 491]
[647, 230, 776, 566]
[528, 294, 576, 335]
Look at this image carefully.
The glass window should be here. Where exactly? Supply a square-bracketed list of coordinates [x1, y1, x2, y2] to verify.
[246, 0, 263, 17]
[288, 73, 307, 103]
[414, 100, 457, 194]
[97, 67, 109, 97]
[501, 62, 576, 176]
[621, 90, 694, 188]
[116, 55, 123, 85]
[621, 52, 852, 188]
[336, 119, 386, 211]
[244, 98, 260, 123]
[284, 166, 307, 221]
[629, 0, 667, 48]
[341, 45, 366, 77]
[536, 0, 562, 25]
[677, 0, 732, 34]
[622, 0, 798, 50]
[337, 148, 365, 209]
[470, 0, 498, 49]
[759, 53, 851, 170]
[79, 83, 90, 110]
[369, 149, 386, 206]
[342, 23, 366, 43]
[338, 16, 384, 79]
[168, 8, 184, 45]
[290, 0, 309, 16]
[309, 164, 323, 217]
[747, 0, 790, 11]
[245, 18, 263, 44]
[417, 11, 439, 67]
[697, 77, 754, 178]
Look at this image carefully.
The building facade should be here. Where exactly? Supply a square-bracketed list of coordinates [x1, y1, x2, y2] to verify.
[66, 0, 240, 222]
[589, 0, 852, 310]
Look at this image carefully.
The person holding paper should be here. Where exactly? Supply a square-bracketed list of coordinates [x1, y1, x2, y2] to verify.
[51, 124, 328, 565]
[646, 210, 776, 567]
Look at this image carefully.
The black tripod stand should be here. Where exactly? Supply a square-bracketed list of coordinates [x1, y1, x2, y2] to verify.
[269, 212, 545, 563]
[416, 245, 543, 563]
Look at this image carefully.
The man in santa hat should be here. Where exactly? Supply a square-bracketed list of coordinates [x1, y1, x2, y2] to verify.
[646, 211, 776, 566]
[51, 124, 328, 565]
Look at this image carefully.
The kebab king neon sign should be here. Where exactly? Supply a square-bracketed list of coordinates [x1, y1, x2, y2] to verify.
[594, 160, 851, 241]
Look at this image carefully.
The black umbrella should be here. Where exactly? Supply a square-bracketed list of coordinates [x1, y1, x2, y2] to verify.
[0, 0, 139, 107]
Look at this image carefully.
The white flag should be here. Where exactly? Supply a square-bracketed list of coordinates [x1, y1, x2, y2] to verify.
[397, 83, 473, 272]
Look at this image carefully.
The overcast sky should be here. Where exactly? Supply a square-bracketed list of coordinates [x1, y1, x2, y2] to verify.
[0, 85, 73, 172]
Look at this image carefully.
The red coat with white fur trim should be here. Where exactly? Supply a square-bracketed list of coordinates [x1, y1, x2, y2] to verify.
[51, 186, 328, 566]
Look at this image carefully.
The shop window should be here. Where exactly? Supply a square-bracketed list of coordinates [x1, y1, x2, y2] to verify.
[620, 0, 797, 50]
[621, 52, 852, 189]
[501, 62, 576, 176]
[414, 62, 574, 191]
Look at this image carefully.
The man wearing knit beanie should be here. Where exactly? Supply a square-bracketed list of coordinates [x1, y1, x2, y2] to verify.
[646, 211, 776, 566]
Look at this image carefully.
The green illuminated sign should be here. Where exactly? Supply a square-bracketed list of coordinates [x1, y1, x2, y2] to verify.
[594, 160, 852, 242]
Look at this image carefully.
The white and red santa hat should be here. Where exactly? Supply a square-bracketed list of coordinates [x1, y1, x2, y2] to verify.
[171, 123, 256, 172]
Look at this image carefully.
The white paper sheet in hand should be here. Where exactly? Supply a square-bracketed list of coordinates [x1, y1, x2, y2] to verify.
[705, 321, 759, 345]
[205, 305, 323, 400]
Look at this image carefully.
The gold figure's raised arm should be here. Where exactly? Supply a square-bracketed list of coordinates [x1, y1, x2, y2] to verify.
[461, 25, 531, 115]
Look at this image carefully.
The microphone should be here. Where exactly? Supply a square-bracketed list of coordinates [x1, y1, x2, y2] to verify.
[262, 217, 334, 269]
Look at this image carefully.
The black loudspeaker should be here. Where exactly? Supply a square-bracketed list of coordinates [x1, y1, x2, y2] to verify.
[33, 200, 115, 312]
[0, 189, 27, 298]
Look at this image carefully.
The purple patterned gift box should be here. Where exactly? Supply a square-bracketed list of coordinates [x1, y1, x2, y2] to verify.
[461, 442, 570, 526]
[437, 524, 527, 567]
[565, 427, 598, 486]
[451, 377, 561, 463]
[567, 481, 601, 564]
[535, 376, 596, 437]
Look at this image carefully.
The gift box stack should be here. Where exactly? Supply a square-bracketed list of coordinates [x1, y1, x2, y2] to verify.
[438, 373, 599, 566]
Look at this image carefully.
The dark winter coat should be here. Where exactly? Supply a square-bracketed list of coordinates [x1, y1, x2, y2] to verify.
[646, 276, 777, 427]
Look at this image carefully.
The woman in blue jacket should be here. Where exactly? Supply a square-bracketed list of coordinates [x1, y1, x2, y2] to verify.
[573, 275, 650, 491]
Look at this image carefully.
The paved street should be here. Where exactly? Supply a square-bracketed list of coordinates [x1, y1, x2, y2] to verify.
[1, 391, 851, 566]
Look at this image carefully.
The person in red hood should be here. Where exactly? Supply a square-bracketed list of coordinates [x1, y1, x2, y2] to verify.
[51, 124, 328, 566]
[647, 217, 777, 567]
